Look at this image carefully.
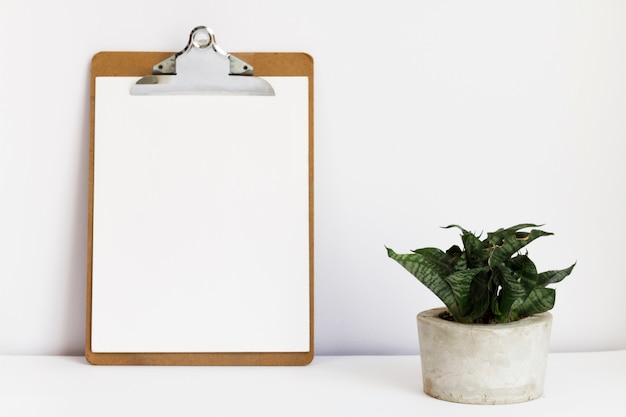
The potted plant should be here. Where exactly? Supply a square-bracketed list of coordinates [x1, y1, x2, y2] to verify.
[386, 223, 575, 404]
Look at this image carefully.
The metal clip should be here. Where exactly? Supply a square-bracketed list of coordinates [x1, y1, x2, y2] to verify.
[130, 26, 274, 96]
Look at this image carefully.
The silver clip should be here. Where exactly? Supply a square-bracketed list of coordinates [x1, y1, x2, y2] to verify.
[130, 26, 274, 96]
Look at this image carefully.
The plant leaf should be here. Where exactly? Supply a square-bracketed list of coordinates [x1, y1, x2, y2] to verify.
[487, 228, 553, 265]
[492, 255, 538, 322]
[387, 247, 485, 323]
[537, 263, 576, 287]
[507, 255, 539, 293]
[448, 225, 490, 268]
[465, 270, 491, 322]
[444, 268, 490, 323]
[442, 224, 469, 233]
[485, 223, 543, 246]
[510, 287, 556, 320]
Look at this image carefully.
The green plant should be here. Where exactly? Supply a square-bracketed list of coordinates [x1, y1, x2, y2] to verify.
[386, 223, 575, 324]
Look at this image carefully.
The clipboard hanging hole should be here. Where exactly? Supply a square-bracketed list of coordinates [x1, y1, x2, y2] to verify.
[191, 27, 213, 49]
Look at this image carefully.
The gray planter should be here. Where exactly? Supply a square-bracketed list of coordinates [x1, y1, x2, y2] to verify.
[417, 307, 552, 404]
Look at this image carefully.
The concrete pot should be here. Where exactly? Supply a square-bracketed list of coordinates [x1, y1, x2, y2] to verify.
[417, 307, 552, 405]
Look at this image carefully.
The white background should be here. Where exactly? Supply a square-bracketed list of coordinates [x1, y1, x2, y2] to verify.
[1, 0, 625, 356]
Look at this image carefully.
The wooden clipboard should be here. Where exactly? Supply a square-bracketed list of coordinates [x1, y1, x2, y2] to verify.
[87, 33, 313, 365]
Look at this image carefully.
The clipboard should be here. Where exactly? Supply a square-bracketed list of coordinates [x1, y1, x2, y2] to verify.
[86, 27, 314, 365]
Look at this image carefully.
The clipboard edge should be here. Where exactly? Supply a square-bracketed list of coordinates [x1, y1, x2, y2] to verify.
[85, 351, 314, 366]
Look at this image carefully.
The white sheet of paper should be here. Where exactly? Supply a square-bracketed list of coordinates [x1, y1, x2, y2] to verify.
[91, 76, 310, 353]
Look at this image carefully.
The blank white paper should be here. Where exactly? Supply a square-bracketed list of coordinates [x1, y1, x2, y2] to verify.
[91, 76, 310, 353]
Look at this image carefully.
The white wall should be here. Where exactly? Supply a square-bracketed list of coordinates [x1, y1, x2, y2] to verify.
[1, 0, 625, 356]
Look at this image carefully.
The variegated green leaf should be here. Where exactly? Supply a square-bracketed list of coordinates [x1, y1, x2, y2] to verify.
[465, 270, 491, 322]
[486, 223, 543, 246]
[444, 225, 489, 268]
[510, 287, 556, 320]
[492, 256, 538, 322]
[487, 228, 553, 265]
[387, 247, 486, 322]
[537, 263, 576, 287]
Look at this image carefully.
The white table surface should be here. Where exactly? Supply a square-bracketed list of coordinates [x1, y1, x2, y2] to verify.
[1, 350, 625, 416]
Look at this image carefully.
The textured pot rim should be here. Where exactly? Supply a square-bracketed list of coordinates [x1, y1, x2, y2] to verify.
[417, 306, 552, 330]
